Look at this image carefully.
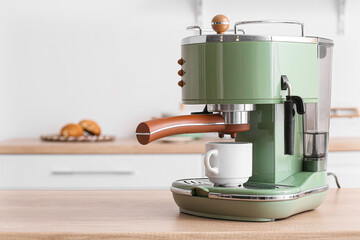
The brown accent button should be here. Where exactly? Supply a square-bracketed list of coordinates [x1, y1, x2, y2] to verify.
[178, 80, 185, 87]
[177, 58, 185, 65]
[178, 70, 184, 76]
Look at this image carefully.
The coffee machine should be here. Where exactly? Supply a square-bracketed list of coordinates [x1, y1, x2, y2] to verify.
[136, 15, 333, 221]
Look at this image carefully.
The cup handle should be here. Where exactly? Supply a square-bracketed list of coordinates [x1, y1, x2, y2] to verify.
[204, 149, 219, 175]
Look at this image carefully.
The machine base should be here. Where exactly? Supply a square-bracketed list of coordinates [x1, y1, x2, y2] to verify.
[171, 173, 328, 221]
[180, 208, 274, 222]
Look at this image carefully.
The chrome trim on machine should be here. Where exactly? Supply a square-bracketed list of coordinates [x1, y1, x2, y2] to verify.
[170, 185, 329, 202]
[182, 35, 332, 45]
[186, 26, 203, 35]
[212, 21, 229, 25]
[234, 20, 304, 36]
[183, 19, 333, 46]
[208, 186, 329, 201]
[208, 104, 256, 112]
[187, 26, 245, 35]
[219, 112, 249, 125]
[207, 104, 255, 125]
[170, 186, 193, 196]
[311, 37, 334, 46]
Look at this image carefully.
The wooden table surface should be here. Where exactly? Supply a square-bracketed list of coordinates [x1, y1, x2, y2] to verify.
[0, 137, 359, 154]
[0, 189, 359, 239]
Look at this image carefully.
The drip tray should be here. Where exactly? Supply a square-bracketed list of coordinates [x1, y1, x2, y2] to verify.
[172, 178, 328, 201]
[171, 177, 328, 221]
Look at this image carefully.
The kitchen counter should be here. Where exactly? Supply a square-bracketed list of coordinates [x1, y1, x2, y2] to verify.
[0, 137, 359, 154]
[0, 189, 358, 239]
[0, 138, 212, 154]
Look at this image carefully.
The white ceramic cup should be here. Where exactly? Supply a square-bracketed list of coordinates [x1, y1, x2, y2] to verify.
[204, 142, 252, 187]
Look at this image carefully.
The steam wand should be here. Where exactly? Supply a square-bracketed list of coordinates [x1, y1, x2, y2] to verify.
[281, 75, 305, 155]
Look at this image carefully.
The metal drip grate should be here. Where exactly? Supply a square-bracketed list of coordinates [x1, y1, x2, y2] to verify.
[181, 179, 213, 186]
[177, 178, 294, 190]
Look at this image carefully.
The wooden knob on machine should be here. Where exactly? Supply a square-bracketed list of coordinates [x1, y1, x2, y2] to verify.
[178, 80, 185, 87]
[211, 14, 230, 34]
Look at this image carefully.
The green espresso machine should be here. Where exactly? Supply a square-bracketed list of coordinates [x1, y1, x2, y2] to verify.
[136, 15, 334, 221]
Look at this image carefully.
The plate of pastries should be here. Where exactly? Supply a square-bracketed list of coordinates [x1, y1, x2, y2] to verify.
[41, 120, 115, 142]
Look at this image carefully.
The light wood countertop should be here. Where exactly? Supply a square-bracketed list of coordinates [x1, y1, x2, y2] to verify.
[0, 137, 359, 154]
[0, 138, 210, 154]
[0, 189, 358, 239]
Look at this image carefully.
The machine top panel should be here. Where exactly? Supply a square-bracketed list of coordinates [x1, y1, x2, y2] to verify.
[182, 35, 334, 46]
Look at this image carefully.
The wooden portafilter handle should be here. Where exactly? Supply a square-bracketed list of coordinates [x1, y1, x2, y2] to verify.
[136, 114, 250, 145]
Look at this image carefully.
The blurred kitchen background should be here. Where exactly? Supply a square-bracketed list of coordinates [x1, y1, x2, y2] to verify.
[0, 0, 359, 189]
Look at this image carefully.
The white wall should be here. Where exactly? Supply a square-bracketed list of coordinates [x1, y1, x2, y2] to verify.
[0, 0, 359, 140]
[0, 0, 196, 140]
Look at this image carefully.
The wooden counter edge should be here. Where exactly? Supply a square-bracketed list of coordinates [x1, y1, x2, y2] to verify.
[0, 138, 206, 154]
[2, 230, 360, 240]
[0, 137, 358, 154]
[0, 146, 205, 154]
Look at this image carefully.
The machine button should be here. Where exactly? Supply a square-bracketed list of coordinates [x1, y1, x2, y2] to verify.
[178, 70, 184, 76]
[177, 58, 185, 65]
[178, 80, 185, 87]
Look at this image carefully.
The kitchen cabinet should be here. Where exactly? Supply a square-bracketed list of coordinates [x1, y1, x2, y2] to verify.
[1, 152, 357, 189]
[0, 154, 204, 189]
[0, 138, 209, 190]
[0, 138, 359, 189]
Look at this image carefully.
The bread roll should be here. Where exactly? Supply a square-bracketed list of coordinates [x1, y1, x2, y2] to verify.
[60, 124, 84, 137]
[79, 120, 101, 136]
